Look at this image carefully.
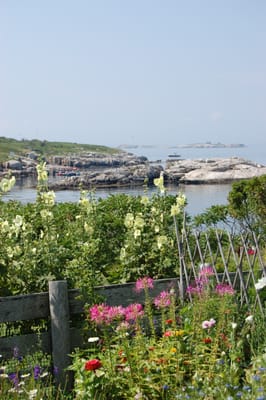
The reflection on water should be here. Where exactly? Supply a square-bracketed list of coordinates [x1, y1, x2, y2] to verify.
[2, 177, 232, 216]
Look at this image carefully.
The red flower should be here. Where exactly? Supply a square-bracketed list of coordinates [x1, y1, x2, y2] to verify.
[203, 337, 212, 344]
[166, 319, 173, 325]
[85, 359, 102, 371]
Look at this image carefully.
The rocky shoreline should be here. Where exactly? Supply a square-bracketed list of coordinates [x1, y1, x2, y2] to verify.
[1, 152, 266, 190]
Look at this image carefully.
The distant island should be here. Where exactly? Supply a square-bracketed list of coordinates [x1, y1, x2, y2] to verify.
[119, 142, 246, 149]
[170, 142, 246, 149]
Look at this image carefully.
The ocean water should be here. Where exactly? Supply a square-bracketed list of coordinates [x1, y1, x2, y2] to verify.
[2, 143, 264, 216]
[2, 182, 232, 216]
[125, 142, 266, 166]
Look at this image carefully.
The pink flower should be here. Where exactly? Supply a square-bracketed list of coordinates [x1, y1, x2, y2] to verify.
[135, 277, 154, 293]
[154, 291, 171, 309]
[199, 264, 215, 277]
[202, 318, 216, 329]
[186, 285, 203, 295]
[124, 303, 144, 321]
[89, 304, 109, 325]
[215, 283, 235, 296]
[163, 330, 173, 337]
[187, 273, 213, 295]
[89, 304, 125, 325]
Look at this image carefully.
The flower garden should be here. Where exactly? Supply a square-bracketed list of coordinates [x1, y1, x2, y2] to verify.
[0, 165, 266, 399]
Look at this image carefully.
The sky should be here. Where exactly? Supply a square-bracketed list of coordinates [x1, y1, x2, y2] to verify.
[0, 1, 266, 148]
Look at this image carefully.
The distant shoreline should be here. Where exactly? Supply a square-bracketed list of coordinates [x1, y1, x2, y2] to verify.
[119, 143, 246, 150]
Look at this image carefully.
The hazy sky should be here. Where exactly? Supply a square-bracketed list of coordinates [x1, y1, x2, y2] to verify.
[1, 1, 265, 147]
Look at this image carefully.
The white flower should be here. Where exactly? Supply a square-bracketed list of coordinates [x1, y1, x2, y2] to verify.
[29, 389, 38, 399]
[255, 277, 266, 291]
[245, 315, 253, 324]
[88, 337, 99, 343]
[231, 322, 237, 329]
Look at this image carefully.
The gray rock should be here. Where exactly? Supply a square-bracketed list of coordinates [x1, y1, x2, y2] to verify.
[49, 164, 163, 190]
[165, 157, 266, 184]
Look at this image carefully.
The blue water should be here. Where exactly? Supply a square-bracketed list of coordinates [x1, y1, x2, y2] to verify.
[2, 181, 231, 216]
[125, 143, 266, 166]
[2, 143, 263, 216]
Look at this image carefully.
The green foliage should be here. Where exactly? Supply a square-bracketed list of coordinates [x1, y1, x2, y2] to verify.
[193, 204, 230, 229]
[0, 172, 187, 297]
[0, 136, 120, 163]
[228, 175, 266, 235]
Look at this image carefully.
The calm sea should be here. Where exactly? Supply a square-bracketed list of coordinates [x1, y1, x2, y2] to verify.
[2, 143, 264, 216]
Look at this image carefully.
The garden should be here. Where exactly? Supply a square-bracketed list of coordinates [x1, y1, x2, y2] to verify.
[0, 164, 266, 399]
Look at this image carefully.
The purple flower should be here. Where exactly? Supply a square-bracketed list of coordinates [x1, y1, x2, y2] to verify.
[8, 372, 19, 387]
[53, 366, 59, 375]
[34, 365, 41, 380]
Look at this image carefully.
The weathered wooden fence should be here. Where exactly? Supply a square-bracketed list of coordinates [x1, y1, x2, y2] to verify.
[0, 279, 179, 388]
[0, 229, 265, 388]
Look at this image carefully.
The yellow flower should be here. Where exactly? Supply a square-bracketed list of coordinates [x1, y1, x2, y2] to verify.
[120, 247, 126, 259]
[171, 204, 180, 217]
[124, 213, 134, 228]
[0, 176, 16, 193]
[170, 347, 177, 353]
[39, 191, 55, 206]
[134, 215, 145, 230]
[153, 172, 165, 194]
[134, 229, 141, 239]
[157, 235, 168, 250]
[84, 222, 94, 235]
[36, 163, 48, 181]
[175, 330, 185, 336]
[140, 196, 149, 205]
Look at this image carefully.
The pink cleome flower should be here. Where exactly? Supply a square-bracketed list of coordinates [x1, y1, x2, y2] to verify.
[154, 291, 171, 309]
[215, 283, 235, 296]
[199, 264, 215, 277]
[135, 277, 154, 293]
[124, 303, 144, 322]
[89, 304, 125, 325]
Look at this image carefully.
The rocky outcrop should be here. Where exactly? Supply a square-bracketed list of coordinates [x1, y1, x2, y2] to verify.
[1, 153, 266, 188]
[164, 158, 266, 184]
[48, 152, 148, 168]
[48, 164, 163, 190]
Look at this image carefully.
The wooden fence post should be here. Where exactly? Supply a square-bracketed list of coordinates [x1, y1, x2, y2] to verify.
[48, 280, 72, 391]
